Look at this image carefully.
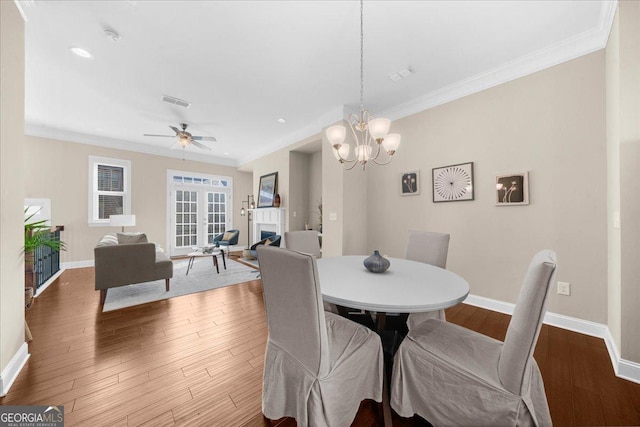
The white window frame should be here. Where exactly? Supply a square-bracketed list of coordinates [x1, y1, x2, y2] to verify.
[88, 156, 131, 226]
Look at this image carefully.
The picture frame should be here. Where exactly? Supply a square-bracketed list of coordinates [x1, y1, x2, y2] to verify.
[257, 172, 278, 208]
[496, 172, 529, 206]
[432, 162, 474, 202]
[401, 170, 420, 196]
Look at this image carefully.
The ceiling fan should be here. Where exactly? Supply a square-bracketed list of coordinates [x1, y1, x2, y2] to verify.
[143, 123, 216, 151]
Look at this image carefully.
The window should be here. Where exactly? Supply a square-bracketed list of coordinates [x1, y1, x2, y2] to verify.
[88, 156, 131, 225]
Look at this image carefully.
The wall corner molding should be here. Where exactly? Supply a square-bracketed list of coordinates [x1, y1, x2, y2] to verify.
[464, 293, 640, 385]
[0, 343, 30, 397]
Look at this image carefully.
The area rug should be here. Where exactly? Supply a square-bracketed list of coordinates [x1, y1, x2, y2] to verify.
[102, 258, 259, 312]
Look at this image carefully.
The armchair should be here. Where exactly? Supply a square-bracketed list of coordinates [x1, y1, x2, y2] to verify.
[212, 229, 239, 248]
[249, 234, 281, 259]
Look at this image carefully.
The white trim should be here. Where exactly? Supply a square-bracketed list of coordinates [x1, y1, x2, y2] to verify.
[61, 260, 94, 269]
[464, 292, 640, 385]
[33, 269, 64, 297]
[13, 1, 29, 22]
[0, 343, 30, 397]
[88, 156, 132, 226]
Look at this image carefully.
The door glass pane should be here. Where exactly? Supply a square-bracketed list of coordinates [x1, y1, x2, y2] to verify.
[207, 192, 227, 244]
[175, 190, 198, 248]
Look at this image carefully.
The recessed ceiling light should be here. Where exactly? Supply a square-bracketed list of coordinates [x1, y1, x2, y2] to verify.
[224, 152, 229, 155]
[388, 66, 415, 82]
[70, 47, 93, 59]
[277, 118, 286, 123]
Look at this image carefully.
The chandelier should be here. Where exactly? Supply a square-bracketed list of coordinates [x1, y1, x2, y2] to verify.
[326, 0, 401, 171]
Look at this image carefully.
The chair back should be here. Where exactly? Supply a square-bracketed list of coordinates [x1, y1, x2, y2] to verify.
[285, 230, 321, 257]
[499, 250, 557, 395]
[257, 246, 329, 377]
[405, 231, 450, 268]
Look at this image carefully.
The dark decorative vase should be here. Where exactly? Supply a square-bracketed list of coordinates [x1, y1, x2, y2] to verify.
[274, 194, 281, 207]
[363, 250, 390, 273]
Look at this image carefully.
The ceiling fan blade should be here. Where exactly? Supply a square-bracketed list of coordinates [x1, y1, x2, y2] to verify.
[169, 126, 180, 134]
[144, 134, 176, 137]
[192, 136, 217, 142]
[191, 140, 212, 151]
[169, 141, 181, 149]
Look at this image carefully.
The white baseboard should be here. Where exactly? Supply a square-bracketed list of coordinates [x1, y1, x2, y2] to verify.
[34, 269, 65, 298]
[61, 259, 94, 269]
[464, 293, 640, 385]
[0, 343, 30, 397]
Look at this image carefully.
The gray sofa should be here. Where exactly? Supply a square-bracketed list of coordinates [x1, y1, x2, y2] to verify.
[94, 233, 173, 305]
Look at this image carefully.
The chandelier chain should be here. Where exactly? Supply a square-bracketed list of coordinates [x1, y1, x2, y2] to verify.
[360, 0, 364, 113]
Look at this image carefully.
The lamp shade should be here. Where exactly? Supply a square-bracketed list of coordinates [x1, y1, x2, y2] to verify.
[382, 133, 401, 153]
[110, 214, 136, 227]
[332, 143, 350, 160]
[326, 125, 346, 146]
[368, 117, 391, 140]
[355, 145, 372, 162]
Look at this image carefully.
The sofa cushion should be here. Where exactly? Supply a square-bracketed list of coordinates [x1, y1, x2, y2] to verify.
[117, 232, 148, 244]
[96, 233, 119, 247]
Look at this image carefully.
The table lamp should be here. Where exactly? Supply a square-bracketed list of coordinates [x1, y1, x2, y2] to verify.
[110, 214, 136, 232]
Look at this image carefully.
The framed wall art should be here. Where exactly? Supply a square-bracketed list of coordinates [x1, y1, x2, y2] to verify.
[432, 162, 474, 202]
[496, 172, 529, 206]
[401, 170, 420, 196]
[257, 172, 278, 208]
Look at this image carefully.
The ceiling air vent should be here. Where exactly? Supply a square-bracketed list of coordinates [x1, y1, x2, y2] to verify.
[161, 94, 191, 108]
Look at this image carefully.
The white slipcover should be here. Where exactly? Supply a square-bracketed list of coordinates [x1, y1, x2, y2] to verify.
[258, 246, 383, 426]
[405, 230, 451, 330]
[391, 250, 557, 427]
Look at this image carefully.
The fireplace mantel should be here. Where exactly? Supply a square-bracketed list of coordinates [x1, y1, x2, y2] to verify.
[252, 208, 286, 245]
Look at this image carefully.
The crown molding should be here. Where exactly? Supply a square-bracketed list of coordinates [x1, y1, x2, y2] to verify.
[25, 125, 238, 167]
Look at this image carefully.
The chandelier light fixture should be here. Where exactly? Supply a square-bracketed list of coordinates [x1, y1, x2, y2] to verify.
[326, 0, 401, 171]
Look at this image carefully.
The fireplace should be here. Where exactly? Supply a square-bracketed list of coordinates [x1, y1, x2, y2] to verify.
[252, 208, 285, 245]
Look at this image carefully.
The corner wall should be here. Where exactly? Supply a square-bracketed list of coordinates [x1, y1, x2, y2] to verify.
[0, 0, 27, 393]
[367, 51, 608, 324]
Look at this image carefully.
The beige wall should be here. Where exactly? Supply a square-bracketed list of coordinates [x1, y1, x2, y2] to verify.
[24, 136, 252, 262]
[606, 7, 623, 353]
[288, 152, 310, 232]
[308, 151, 322, 230]
[367, 51, 608, 324]
[615, 0, 640, 362]
[1, 0, 26, 383]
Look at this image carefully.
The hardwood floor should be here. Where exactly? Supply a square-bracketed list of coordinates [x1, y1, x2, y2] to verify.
[2, 267, 639, 426]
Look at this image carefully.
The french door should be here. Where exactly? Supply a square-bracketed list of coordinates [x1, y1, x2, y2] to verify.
[167, 171, 232, 256]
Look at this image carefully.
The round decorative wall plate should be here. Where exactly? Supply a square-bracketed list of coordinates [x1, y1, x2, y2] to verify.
[432, 162, 474, 202]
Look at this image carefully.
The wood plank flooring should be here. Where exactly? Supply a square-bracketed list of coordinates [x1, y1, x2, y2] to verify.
[2, 266, 639, 426]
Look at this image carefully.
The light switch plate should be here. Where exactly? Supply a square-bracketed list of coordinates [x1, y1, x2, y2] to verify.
[557, 281, 571, 296]
[329, 212, 337, 221]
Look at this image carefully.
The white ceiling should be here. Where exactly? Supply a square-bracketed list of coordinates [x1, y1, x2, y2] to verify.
[21, 1, 614, 167]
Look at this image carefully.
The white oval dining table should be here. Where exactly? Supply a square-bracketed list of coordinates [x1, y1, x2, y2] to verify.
[316, 255, 470, 315]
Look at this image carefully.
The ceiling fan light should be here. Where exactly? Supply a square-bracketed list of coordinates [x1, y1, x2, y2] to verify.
[326, 125, 346, 147]
[179, 136, 190, 147]
[368, 117, 391, 140]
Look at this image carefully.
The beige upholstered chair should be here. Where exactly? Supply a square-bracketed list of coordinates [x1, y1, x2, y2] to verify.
[284, 230, 339, 314]
[284, 230, 321, 257]
[405, 230, 450, 330]
[391, 250, 557, 426]
[257, 246, 383, 426]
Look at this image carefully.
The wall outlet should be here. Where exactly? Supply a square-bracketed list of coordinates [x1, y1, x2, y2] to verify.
[329, 212, 337, 221]
[557, 281, 571, 296]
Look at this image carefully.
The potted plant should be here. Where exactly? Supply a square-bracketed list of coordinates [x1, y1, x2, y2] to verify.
[24, 208, 66, 293]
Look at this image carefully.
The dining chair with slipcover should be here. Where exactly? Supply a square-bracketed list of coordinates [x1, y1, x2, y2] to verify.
[258, 246, 384, 426]
[404, 230, 451, 330]
[390, 249, 557, 426]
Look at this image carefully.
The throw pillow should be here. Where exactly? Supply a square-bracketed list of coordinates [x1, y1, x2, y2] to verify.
[117, 233, 148, 244]
[222, 231, 235, 241]
[264, 238, 272, 246]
